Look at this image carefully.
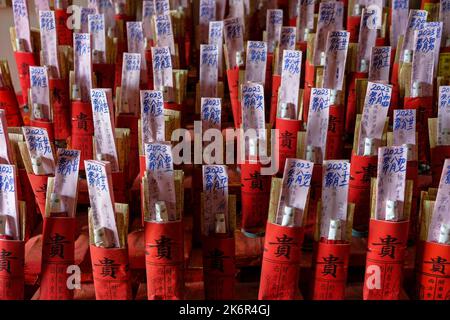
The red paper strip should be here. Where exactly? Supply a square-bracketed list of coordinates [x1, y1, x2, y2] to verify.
[40, 217, 76, 300]
[302, 59, 315, 124]
[93, 64, 116, 92]
[202, 235, 235, 300]
[363, 219, 409, 300]
[275, 117, 302, 174]
[71, 101, 94, 170]
[14, 51, 39, 104]
[111, 171, 127, 203]
[417, 241, 450, 300]
[0, 240, 25, 300]
[345, 72, 368, 135]
[304, 165, 322, 244]
[311, 241, 350, 300]
[27, 174, 49, 218]
[258, 222, 304, 300]
[327, 103, 345, 159]
[145, 220, 184, 300]
[0, 89, 22, 127]
[270, 75, 282, 126]
[226, 68, 241, 128]
[49, 78, 70, 140]
[90, 245, 132, 300]
[55, 9, 72, 46]
[347, 16, 361, 43]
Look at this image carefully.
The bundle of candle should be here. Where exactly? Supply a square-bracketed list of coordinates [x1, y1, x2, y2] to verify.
[1, 0, 450, 302]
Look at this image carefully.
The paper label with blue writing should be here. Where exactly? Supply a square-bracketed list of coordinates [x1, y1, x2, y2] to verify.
[266, 9, 283, 54]
[323, 31, 349, 91]
[30, 66, 51, 120]
[142, 0, 155, 40]
[200, 44, 219, 98]
[375, 146, 408, 221]
[0, 164, 19, 240]
[144, 143, 177, 221]
[440, 0, 450, 44]
[223, 17, 244, 69]
[401, 10, 428, 62]
[151, 46, 173, 90]
[202, 165, 229, 236]
[89, 0, 115, 31]
[357, 8, 378, 72]
[209, 21, 224, 76]
[279, 50, 302, 116]
[22, 126, 55, 175]
[140, 90, 165, 149]
[12, 0, 32, 52]
[34, 0, 50, 15]
[121, 53, 141, 114]
[245, 41, 267, 85]
[154, 0, 170, 15]
[428, 159, 450, 242]
[241, 82, 266, 156]
[39, 10, 60, 78]
[321, 160, 350, 239]
[393, 109, 416, 146]
[306, 88, 331, 164]
[357, 82, 392, 156]
[127, 21, 147, 73]
[313, 1, 344, 66]
[276, 27, 297, 75]
[89, 14, 106, 64]
[80, 7, 96, 33]
[411, 22, 442, 97]
[0, 111, 12, 165]
[199, 0, 216, 44]
[155, 14, 175, 54]
[391, 0, 409, 49]
[91, 89, 119, 172]
[74, 33, 93, 102]
[201, 98, 222, 132]
[277, 159, 313, 227]
[369, 46, 391, 82]
[438, 86, 450, 146]
[85, 160, 120, 247]
[228, 0, 244, 19]
[297, 0, 315, 42]
[53, 149, 80, 217]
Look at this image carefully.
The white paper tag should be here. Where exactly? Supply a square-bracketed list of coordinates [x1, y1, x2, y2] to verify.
[53, 149, 80, 217]
[89, 14, 107, 64]
[199, 0, 216, 44]
[0, 164, 19, 240]
[266, 9, 283, 54]
[369, 46, 391, 82]
[39, 10, 60, 78]
[74, 33, 93, 102]
[438, 86, 450, 146]
[127, 21, 147, 73]
[323, 31, 349, 91]
[140, 90, 165, 149]
[393, 109, 416, 147]
[30, 66, 51, 120]
[245, 41, 268, 85]
[22, 126, 55, 175]
[201, 97, 222, 132]
[151, 46, 173, 91]
[279, 50, 302, 117]
[12, 0, 32, 52]
[209, 21, 224, 76]
[223, 17, 245, 69]
[155, 14, 175, 55]
[200, 44, 219, 98]
[121, 53, 141, 114]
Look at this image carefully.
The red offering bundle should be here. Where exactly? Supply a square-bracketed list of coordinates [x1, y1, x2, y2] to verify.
[0, 62, 23, 127]
[258, 159, 313, 300]
[202, 165, 236, 300]
[86, 161, 132, 300]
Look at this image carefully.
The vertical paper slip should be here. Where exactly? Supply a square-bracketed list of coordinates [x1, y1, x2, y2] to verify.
[306, 88, 331, 164]
[320, 160, 350, 239]
[391, 0, 409, 49]
[0, 110, 13, 164]
[245, 41, 268, 85]
[53, 149, 80, 217]
[30, 66, 51, 120]
[91, 89, 119, 172]
[209, 21, 224, 76]
[356, 9, 379, 72]
[22, 126, 55, 175]
[201, 98, 222, 132]
[313, 2, 344, 66]
[357, 82, 392, 156]
[154, 0, 170, 15]
[438, 87, 450, 146]
[428, 159, 450, 242]
[121, 53, 141, 114]
[375, 146, 408, 221]
[0, 164, 19, 240]
[80, 8, 96, 33]
[223, 17, 244, 69]
[297, 0, 314, 42]
[393, 110, 416, 147]
[401, 10, 428, 62]
[276, 27, 297, 74]
[266, 9, 283, 54]
[12, 0, 32, 52]
[140, 90, 165, 149]
[74, 33, 93, 102]
[144, 143, 177, 221]
[88, 14, 107, 64]
[369, 47, 391, 83]
[127, 21, 148, 71]
[85, 160, 120, 247]
[441, 0, 450, 46]
[323, 31, 349, 91]
[39, 11, 60, 78]
[202, 165, 229, 236]
[142, 0, 155, 40]
[155, 14, 175, 55]
[89, 0, 115, 31]
[200, 44, 219, 98]
[199, 0, 216, 44]
[276, 159, 314, 226]
[241, 82, 266, 156]
[151, 46, 173, 91]
[279, 50, 302, 115]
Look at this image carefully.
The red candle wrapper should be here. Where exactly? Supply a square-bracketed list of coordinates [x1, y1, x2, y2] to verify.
[327, 103, 345, 159]
[18, 168, 37, 240]
[0, 240, 25, 300]
[139, 155, 146, 180]
[258, 222, 304, 300]
[40, 217, 76, 300]
[240, 161, 272, 235]
[90, 245, 132, 300]
[29, 119, 55, 142]
[55, 9, 72, 46]
[404, 96, 434, 163]
[202, 235, 236, 300]
[111, 171, 127, 203]
[275, 117, 302, 174]
[311, 241, 350, 300]
[265, 54, 274, 93]
[269, 75, 282, 127]
[93, 64, 116, 90]
[363, 219, 409, 300]
[417, 241, 450, 300]
[430, 146, 450, 188]
[302, 60, 315, 123]
[144, 50, 154, 90]
[145, 220, 184, 300]
[347, 16, 361, 43]
[349, 153, 378, 232]
[49, 78, 71, 141]
[345, 72, 368, 135]
[27, 174, 49, 218]
[71, 101, 94, 170]
[0, 89, 23, 127]
[14, 51, 39, 103]
[226, 68, 241, 128]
